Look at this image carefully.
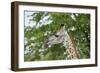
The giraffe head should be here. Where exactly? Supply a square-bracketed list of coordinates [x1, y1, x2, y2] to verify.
[43, 24, 68, 48]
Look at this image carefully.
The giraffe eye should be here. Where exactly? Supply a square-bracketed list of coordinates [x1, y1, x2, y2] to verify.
[55, 34, 59, 37]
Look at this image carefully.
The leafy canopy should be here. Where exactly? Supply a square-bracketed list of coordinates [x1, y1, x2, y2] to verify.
[24, 11, 90, 61]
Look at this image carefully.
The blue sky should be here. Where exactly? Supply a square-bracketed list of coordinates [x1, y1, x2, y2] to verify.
[24, 11, 52, 28]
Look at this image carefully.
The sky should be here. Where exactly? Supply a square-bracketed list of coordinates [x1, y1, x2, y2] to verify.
[24, 10, 52, 28]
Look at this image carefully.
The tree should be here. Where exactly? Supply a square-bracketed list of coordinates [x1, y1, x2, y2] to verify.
[24, 11, 90, 61]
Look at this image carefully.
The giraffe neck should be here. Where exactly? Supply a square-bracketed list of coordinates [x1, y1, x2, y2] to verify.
[65, 33, 79, 59]
[66, 40, 79, 59]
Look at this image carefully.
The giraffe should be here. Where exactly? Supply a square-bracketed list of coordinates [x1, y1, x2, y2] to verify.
[42, 24, 80, 60]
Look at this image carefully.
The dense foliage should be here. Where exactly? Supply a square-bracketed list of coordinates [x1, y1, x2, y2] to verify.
[24, 11, 90, 61]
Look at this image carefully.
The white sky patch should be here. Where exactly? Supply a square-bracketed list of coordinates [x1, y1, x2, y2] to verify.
[70, 26, 76, 31]
[71, 14, 76, 21]
[75, 13, 79, 16]
[30, 37, 36, 41]
[24, 11, 36, 27]
[24, 46, 31, 54]
[25, 11, 53, 28]
[44, 31, 51, 36]
[24, 38, 28, 45]
[35, 15, 53, 28]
